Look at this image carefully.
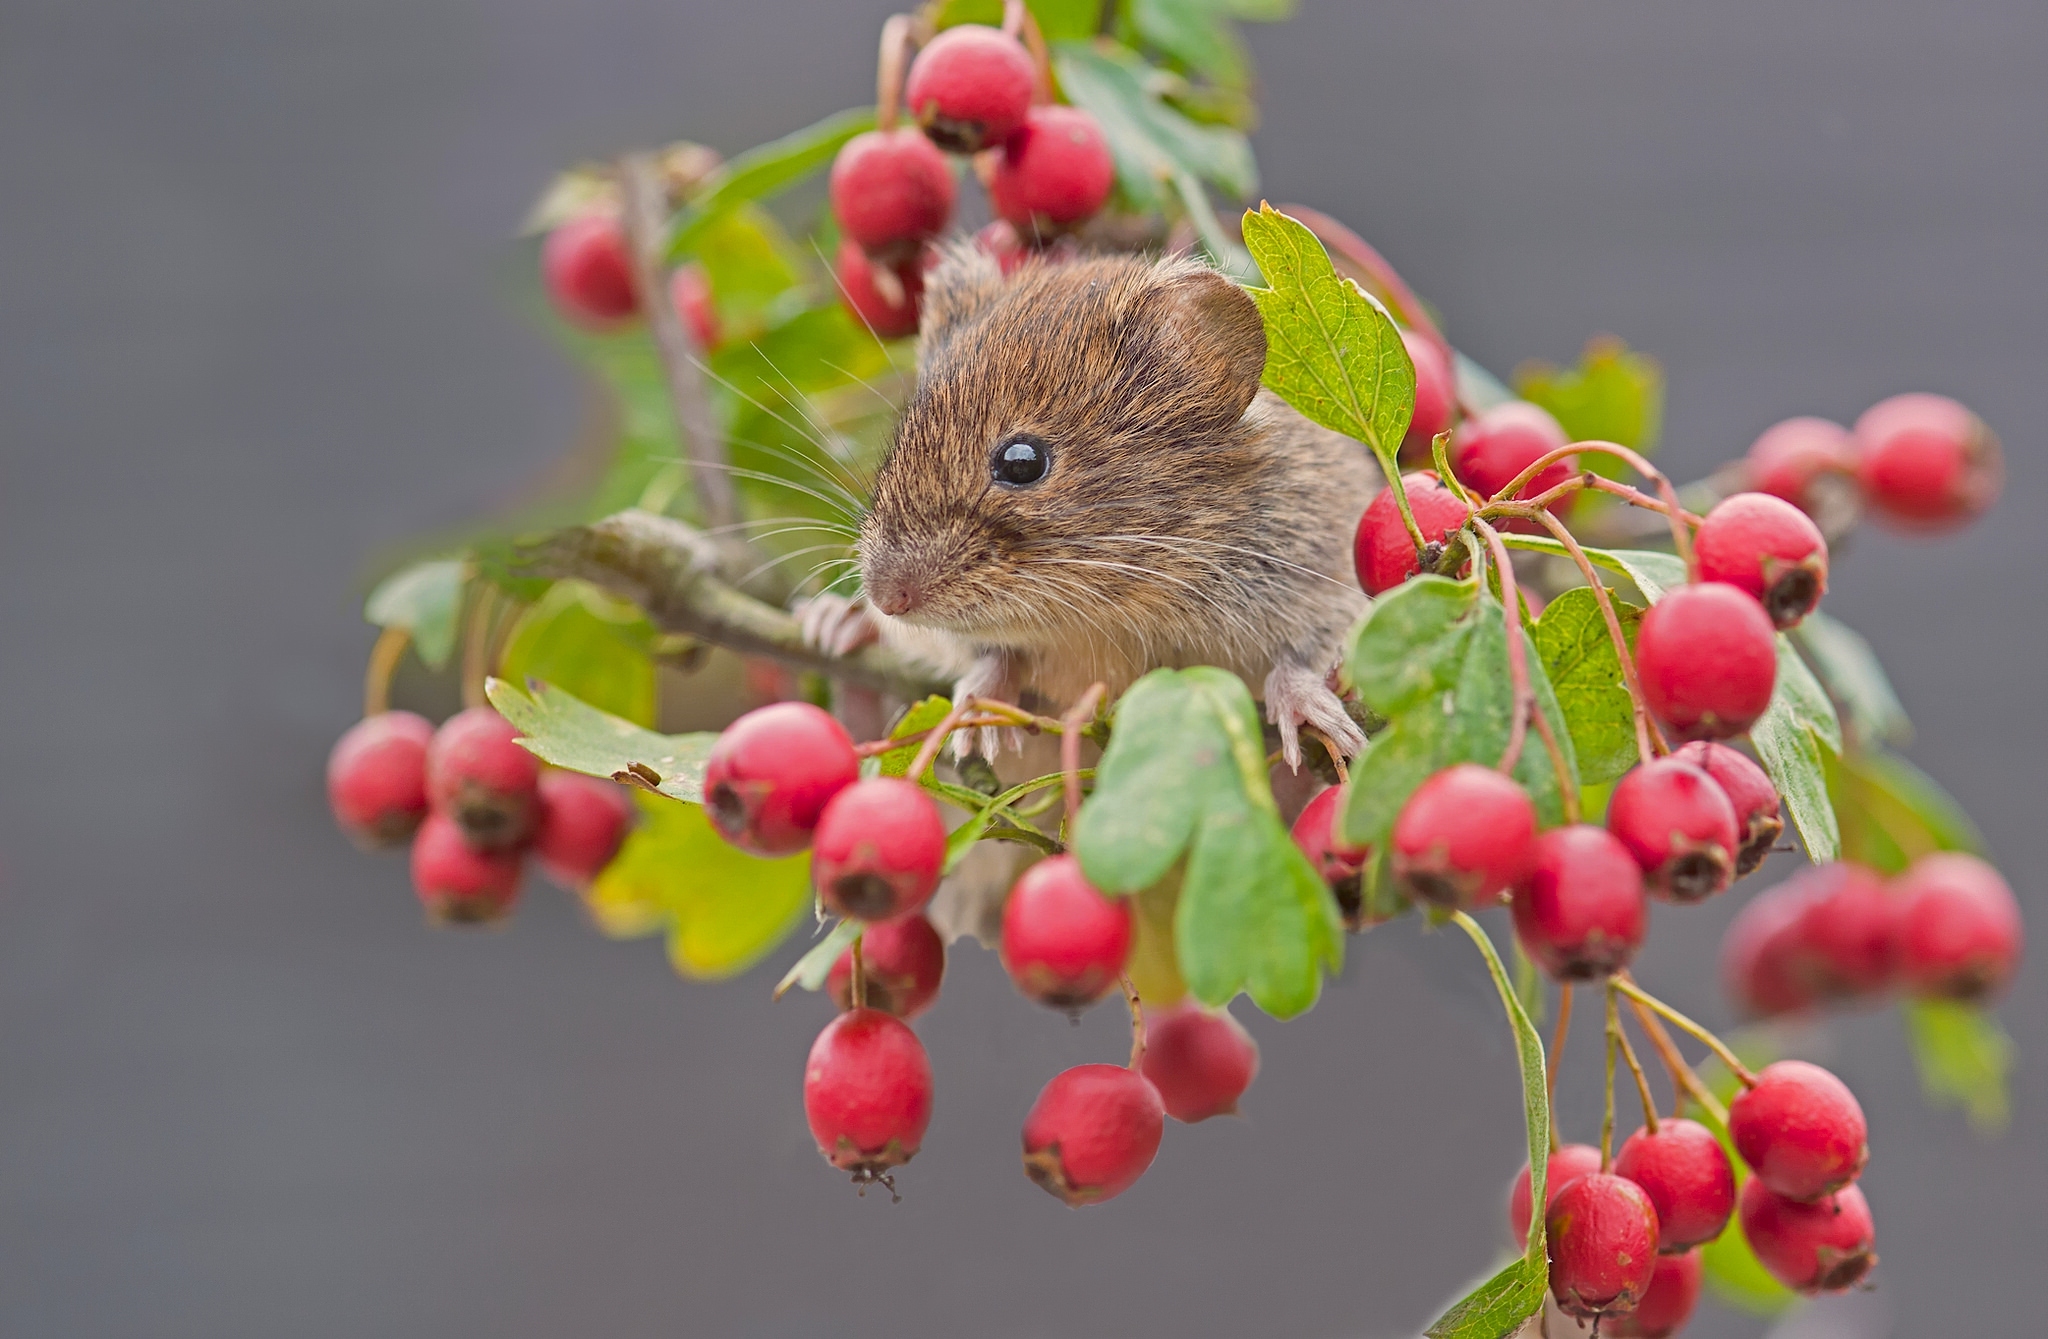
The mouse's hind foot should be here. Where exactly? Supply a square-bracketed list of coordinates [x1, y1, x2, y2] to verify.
[1264, 659, 1366, 772]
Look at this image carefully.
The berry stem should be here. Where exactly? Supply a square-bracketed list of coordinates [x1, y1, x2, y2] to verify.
[1484, 440, 1696, 577]
[1120, 974, 1146, 1070]
[1304, 726, 1350, 782]
[1470, 519, 1534, 777]
[1612, 975, 1758, 1088]
[1609, 984, 1660, 1134]
[1601, 985, 1619, 1170]
[1003, 0, 1052, 104]
[853, 714, 1018, 758]
[1269, 204, 1457, 396]
[874, 14, 915, 131]
[1625, 995, 1729, 1128]
[458, 583, 504, 710]
[905, 695, 982, 780]
[850, 932, 868, 1010]
[363, 625, 410, 719]
[1546, 984, 1574, 1150]
[1528, 508, 1665, 763]
[1061, 683, 1107, 831]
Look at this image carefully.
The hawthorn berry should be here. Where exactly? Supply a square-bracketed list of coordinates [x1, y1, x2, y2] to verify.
[1784, 861, 1898, 1000]
[828, 128, 955, 259]
[1729, 1059, 1869, 1202]
[1390, 764, 1537, 909]
[327, 710, 434, 847]
[1744, 415, 1857, 517]
[1140, 1004, 1259, 1123]
[1000, 855, 1133, 1011]
[425, 706, 541, 852]
[1892, 852, 2023, 1001]
[1606, 1249, 1703, 1339]
[702, 701, 859, 856]
[1448, 400, 1572, 511]
[835, 237, 926, 340]
[541, 212, 637, 327]
[1353, 471, 1473, 596]
[1612, 1118, 1736, 1252]
[1635, 582, 1779, 741]
[667, 262, 720, 350]
[1722, 882, 1821, 1019]
[1290, 786, 1370, 927]
[410, 812, 523, 923]
[1606, 758, 1741, 902]
[803, 1007, 934, 1186]
[1399, 329, 1458, 463]
[811, 777, 947, 921]
[1739, 1178, 1877, 1293]
[1509, 1142, 1604, 1249]
[1694, 492, 1830, 629]
[1853, 392, 2001, 532]
[1021, 1063, 1164, 1207]
[1672, 741, 1783, 876]
[533, 771, 634, 889]
[973, 219, 1031, 276]
[988, 105, 1114, 232]
[903, 24, 1035, 154]
[828, 914, 946, 1019]
[1511, 824, 1648, 981]
[1545, 1172, 1662, 1321]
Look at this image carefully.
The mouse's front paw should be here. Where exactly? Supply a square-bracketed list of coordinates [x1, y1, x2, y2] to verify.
[795, 593, 880, 658]
[952, 655, 1024, 762]
[1264, 661, 1367, 772]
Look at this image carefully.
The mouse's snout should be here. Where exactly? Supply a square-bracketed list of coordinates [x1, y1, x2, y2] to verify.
[866, 566, 925, 617]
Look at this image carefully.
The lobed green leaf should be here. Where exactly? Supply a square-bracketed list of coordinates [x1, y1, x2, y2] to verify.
[497, 581, 659, 728]
[365, 559, 466, 669]
[1530, 586, 1644, 786]
[1748, 637, 1842, 863]
[1513, 335, 1664, 458]
[486, 676, 714, 804]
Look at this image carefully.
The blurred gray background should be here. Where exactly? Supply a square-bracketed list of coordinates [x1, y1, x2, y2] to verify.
[1, 1, 2042, 1335]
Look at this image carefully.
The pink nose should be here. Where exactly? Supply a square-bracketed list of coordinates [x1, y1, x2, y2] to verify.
[870, 576, 922, 617]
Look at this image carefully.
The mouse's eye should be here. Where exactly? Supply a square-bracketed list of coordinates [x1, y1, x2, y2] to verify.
[991, 435, 1051, 487]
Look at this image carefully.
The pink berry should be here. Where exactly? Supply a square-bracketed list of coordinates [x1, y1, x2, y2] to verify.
[1546, 1172, 1662, 1321]
[1729, 1059, 1869, 1202]
[1672, 741, 1783, 877]
[667, 262, 721, 350]
[1722, 884, 1822, 1019]
[988, 105, 1114, 232]
[702, 701, 859, 856]
[828, 128, 955, 259]
[1695, 492, 1829, 629]
[1613, 1118, 1736, 1252]
[1449, 401, 1572, 512]
[1391, 764, 1537, 909]
[1744, 416, 1857, 516]
[1353, 471, 1473, 595]
[1853, 392, 2001, 532]
[1140, 1004, 1259, 1123]
[903, 25, 1035, 154]
[425, 706, 541, 852]
[1892, 852, 2023, 1001]
[1786, 861, 1899, 1000]
[1000, 855, 1133, 1011]
[1290, 786, 1371, 927]
[1021, 1063, 1164, 1207]
[327, 711, 434, 847]
[828, 914, 946, 1019]
[1510, 824, 1648, 980]
[532, 772, 634, 889]
[811, 777, 947, 921]
[1635, 582, 1779, 741]
[802, 1008, 934, 1185]
[1739, 1178, 1877, 1293]
[1400, 329, 1459, 462]
[1606, 758, 1741, 902]
[1605, 1249, 1703, 1338]
[835, 236, 925, 339]
[971, 219, 1031, 275]
[410, 812, 523, 924]
[1509, 1142, 1605, 1249]
[541, 212, 638, 327]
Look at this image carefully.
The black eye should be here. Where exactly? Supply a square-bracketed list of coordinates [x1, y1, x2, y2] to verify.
[991, 435, 1051, 487]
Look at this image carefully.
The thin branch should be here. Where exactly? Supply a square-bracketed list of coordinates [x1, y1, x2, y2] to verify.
[364, 626, 409, 718]
[1627, 995, 1729, 1127]
[1120, 974, 1147, 1071]
[1484, 440, 1695, 575]
[1062, 683, 1106, 831]
[1601, 985, 1619, 1170]
[1611, 984, 1659, 1134]
[876, 15, 915, 130]
[1470, 518, 1533, 776]
[1546, 984, 1573, 1145]
[1613, 974, 1758, 1088]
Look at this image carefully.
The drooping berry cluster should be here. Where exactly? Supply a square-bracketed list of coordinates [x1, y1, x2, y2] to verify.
[1743, 393, 2002, 534]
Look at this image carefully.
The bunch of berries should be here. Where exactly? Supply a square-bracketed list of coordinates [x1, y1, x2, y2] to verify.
[540, 208, 723, 348]
[1742, 393, 2002, 534]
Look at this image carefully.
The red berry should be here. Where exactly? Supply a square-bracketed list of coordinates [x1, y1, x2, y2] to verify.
[1605, 1249, 1703, 1338]
[667, 263, 720, 350]
[1744, 416, 1857, 516]
[1511, 825, 1648, 980]
[541, 212, 638, 327]
[1545, 1172, 1662, 1321]
[410, 812, 523, 923]
[1399, 329, 1458, 462]
[1613, 1118, 1736, 1252]
[835, 236, 925, 339]
[973, 219, 1031, 275]
[1722, 884, 1822, 1019]
[1509, 1142, 1604, 1249]
[702, 701, 859, 856]
[802, 1008, 934, 1186]
[1739, 1178, 1877, 1293]
[1353, 471, 1473, 595]
[1729, 1060, 1869, 1201]
[1606, 758, 1741, 902]
[1449, 401, 1572, 514]
[828, 914, 946, 1019]
[811, 777, 947, 921]
[988, 106, 1114, 232]
[903, 25, 1035, 154]
[327, 710, 434, 847]
[1853, 392, 2001, 532]
[1290, 786, 1371, 927]
[1000, 855, 1133, 1011]
[1672, 741, 1782, 877]
[1695, 492, 1829, 629]
[1635, 583, 1779, 741]
[1785, 861, 1899, 1000]
[1391, 764, 1537, 908]
[1140, 1004, 1259, 1123]
[1021, 1063, 1164, 1207]
[1892, 852, 2023, 1000]
[425, 706, 541, 852]
[532, 772, 634, 889]
[828, 128, 954, 259]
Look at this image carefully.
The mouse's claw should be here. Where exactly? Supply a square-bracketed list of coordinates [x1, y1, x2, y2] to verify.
[796, 593, 880, 658]
[1265, 660, 1366, 772]
[951, 653, 1024, 763]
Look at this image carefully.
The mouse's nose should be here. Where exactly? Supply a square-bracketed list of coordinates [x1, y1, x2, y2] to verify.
[869, 573, 924, 617]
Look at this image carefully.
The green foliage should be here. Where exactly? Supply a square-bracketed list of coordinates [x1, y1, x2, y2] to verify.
[1825, 745, 1983, 875]
[775, 917, 864, 997]
[497, 582, 659, 728]
[364, 559, 466, 669]
[1701, 1217, 1801, 1316]
[1794, 611, 1912, 749]
[667, 108, 875, 260]
[865, 696, 953, 779]
[1052, 42, 1257, 212]
[1529, 586, 1644, 786]
[1749, 638, 1842, 863]
[486, 676, 713, 804]
[1905, 998, 2013, 1133]
[934, 0, 1104, 40]
[1073, 667, 1341, 1018]
[1513, 335, 1664, 456]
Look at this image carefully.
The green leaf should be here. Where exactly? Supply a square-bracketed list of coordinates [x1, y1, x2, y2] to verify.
[868, 696, 952, 779]
[1497, 535, 1687, 604]
[364, 559, 466, 669]
[668, 108, 876, 259]
[1530, 586, 1644, 786]
[1513, 335, 1664, 456]
[1748, 637, 1841, 863]
[682, 203, 804, 337]
[934, 0, 1104, 40]
[497, 581, 659, 728]
[1129, 0, 1250, 88]
[775, 917, 864, 997]
[1825, 745, 1984, 875]
[1701, 1219, 1801, 1317]
[485, 677, 714, 804]
[1905, 997, 2013, 1133]
[1793, 612, 1912, 748]
[1051, 42, 1257, 212]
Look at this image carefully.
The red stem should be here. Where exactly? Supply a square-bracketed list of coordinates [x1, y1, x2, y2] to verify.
[1528, 508, 1665, 763]
[1471, 519, 1533, 776]
[1061, 683, 1106, 831]
[1485, 441, 1697, 576]
[876, 15, 914, 131]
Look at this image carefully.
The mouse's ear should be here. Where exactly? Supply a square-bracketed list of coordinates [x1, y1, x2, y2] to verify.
[1146, 262, 1268, 423]
[917, 240, 1005, 363]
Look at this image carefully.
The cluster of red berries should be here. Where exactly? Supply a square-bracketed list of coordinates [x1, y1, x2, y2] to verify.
[326, 706, 635, 920]
[1743, 393, 2002, 533]
[541, 213, 722, 347]
[703, 700, 1255, 1203]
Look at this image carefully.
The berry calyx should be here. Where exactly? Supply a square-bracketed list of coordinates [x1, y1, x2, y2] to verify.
[988, 105, 1114, 232]
[1509, 1142, 1605, 1249]
[902, 25, 1035, 154]
[1449, 401, 1572, 509]
[327, 710, 434, 847]
[1606, 758, 1741, 902]
[1400, 329, 1458, 462]
[1390, 764, 1537, 909]
[1612, 1118, 1736, 1252]
[828, 128, 955, 259]
[1605, 1249, 1703, 1339]
[533, 771, 634, 889]
[1140, 1003, 1259, 1123]
[1694, 492, 1830, 629]
[1353, 471, 1473, 595]
[828, 914, 946, 1019]
[1744, 416, 1857, 518]
[667, 262, 721, 350]
[803, 1008, 934, 1188]
[1892, 852, 2023, 1001]
[835, 237, 925, 339]
[1021, 1063, 1164, 1207]
[1510, 824, 1648, 981]
[1000, 855, 1133, 1011]
[1729, 1059, 1869, 1202]
[702, 701, 860, 857]
[1739, 1178, 1877, 1293]
[541, 212, 638, 327]
[1290, 786, 1371, 927]
[811, 777, 947, 921]
[1853, 392, 2001, 532]
[425, 706, 542, 852]
[1672, 741, 1783, 877]
[1545, 1172, 1662, 1321]
[1635, 582, 1779, 741]
[410, 812, 523, 923]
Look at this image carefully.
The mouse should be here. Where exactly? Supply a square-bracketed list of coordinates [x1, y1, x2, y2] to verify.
[800, 241, 1376, 767]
